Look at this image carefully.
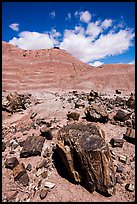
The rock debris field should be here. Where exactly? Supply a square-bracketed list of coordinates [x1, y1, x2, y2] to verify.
[2, 89, 135, 202]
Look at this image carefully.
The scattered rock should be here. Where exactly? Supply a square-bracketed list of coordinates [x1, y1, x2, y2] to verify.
[119, 155, 127, 164]
[110, 138, 124, 148]
[20, 135, 45, 158]
[56, 122, 115, 196]
[74, 100, 85, 108]
[13, 163, 29, 186]
[30, 112, 37, 119]
[116, 165, 123, 173]
[2, 92, 31, 113]
[5, 157, 19, 170]
[2, 141, 6, 152]
[116, 175, 121, 183]
[67, 111, 80, 121]
[123, 127, 135, 144]
[114, 110, 132, 122]
[115, 90, 121, 94]
[39, 188, 48, 199]
[36, 158, 49, 170]
[125, 183, 134, 192]
[40, 126, 53, 140]
[26, 163, 32, 171]
[84, 104, 109, 123]
[126, 93, 135, 109]
[44, 181, 55, 189]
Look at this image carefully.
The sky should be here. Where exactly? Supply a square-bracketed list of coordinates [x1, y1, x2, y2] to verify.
[2, 2, 135, 66]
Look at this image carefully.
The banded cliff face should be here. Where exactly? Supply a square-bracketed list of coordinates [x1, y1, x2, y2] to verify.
[2, 41, 135, 94]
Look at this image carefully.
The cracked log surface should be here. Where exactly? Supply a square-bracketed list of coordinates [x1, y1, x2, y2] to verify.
[56, 122, 116, 196]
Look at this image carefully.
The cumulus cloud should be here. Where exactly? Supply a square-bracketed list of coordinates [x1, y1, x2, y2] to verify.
[8, 10, 134, 64]
[101, 19, 112, 29]
[86, 22, 102, 40]
[9, 23, 19, 31]
[50, 10, 56, 18]
[75, 11, 91, 23]
[89, 61, 104, 67]
[60, 28, 134, 63]
[9, 31, 53, 50]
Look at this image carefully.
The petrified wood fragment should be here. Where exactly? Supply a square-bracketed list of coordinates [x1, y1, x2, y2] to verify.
[84, 104, 109, 123]
[123, 127, 135, 144]
[110, 138, 124, 148]
[56, 122, 116, 196]
[13, 163, 29, 186]
[114, 110, 132, 122]
[20, 136, 45, 158]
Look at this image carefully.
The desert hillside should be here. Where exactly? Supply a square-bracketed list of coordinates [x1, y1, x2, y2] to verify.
[2, 41, 135, 94]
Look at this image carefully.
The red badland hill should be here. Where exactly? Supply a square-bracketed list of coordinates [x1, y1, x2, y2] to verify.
[2, 41, 135, 94]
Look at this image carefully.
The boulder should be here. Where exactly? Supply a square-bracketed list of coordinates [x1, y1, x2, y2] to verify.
[67, 112, 80, 121]
[114, 110, 132, 122]
[2, 92, 27, 113]
[20, 136, 45, 158]
[40, 126, 53, 140]
[13, 163, 29, 186]
[123, 127, 135, 144]
[56, 122, 116, 196]
[84, 104, 109, 123]
[5, 157, 19, 170]
[126, 93, 135, 109]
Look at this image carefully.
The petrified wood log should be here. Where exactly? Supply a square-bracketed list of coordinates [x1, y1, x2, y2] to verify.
[84, 104, 109, 123]
[56, 122, 116, 196]
[20, 136, 45, 158]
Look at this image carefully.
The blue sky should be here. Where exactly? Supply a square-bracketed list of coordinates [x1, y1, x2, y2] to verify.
[2, 2, 135, 66]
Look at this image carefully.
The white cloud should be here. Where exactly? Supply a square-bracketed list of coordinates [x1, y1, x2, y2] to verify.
[9, 31, 54, 50]
[60, 28, 134, 63]
[50, 11, 56, 18]
[66, 13, 71, 21]
[128, 60, 135, 64]
[89, 61, 104, 67]
[9, 23, 19, 31]
[101, 19, 112, 29]
[75, 10, 91, 23]
[86, 22, 102, 40]
[49, 29, 61, 46]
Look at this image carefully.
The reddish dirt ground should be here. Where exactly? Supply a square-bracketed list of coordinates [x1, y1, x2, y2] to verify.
[2, 41, 135, 202]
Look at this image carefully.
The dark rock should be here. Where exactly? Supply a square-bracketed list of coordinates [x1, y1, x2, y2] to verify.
[13, 163, 29, 186]
[115, 96, 122, 103]
[20, 136, 45, 158]
[114, 110, 132, 122]
[36, 158, 49, 170]
[2, 92, 30, 113]
[67, 112, 80, 121]
[89, 90, 98, 97]
[85, 104, 109, 123]
[40, 126, 53, 140]
[56, 122, 116, 196]
[30, 112, 37, 119]
[116, 175, 121, 183]
[36, 118, 47, 126]
[125, 183, 134, 192]
[2, 141, 6, 152]
[119, 155, 127, 164]
[74, 100, 85, 108]
[126, 93, 135, 109]
[116, 165, 123, 173]
[5, 157, 19, 170]
[115, 90, 121, 94]
[110, 138, 124, 148]
[39, 188, 48, 199]
[123, 127, 135, 144]
[26, 163, 32, 171]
